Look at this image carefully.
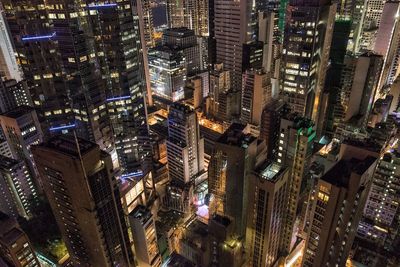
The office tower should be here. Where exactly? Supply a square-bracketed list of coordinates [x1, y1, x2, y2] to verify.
[2, 1, 115, 153]
[360, 0, 386, 50]
[242, 42, 264, 71]
[260, 99, 290, 160]
[374, 2, 400, 90]
[0, 156, 37, 219]
[214, 0, 252, 91]
[241, 69, 272, 126]
[0, 79, 31, 113]
[0, 4, 22, 81]
[87, 1, 152, 174]
[280, 0, 336, 120]
[334, 53, 383, 135]
[208, 123, 258, 237]
[208, 214, 243, 267]
[302, 153, 378, 267]
[322, 19, 352, 136]
[129, 205, 162, 267]
[0, 127, 11, 158]
[167, 103, 204, 183]
[206, 64, 231, 118]
[149, 47, 186, 102]
[4, 1, 152, 173]
[346, 0, 368, 54]
[357, 151, 400, 250]
[165, 103, 204, 213]
[136, 0, 155, 48]
[277, 114, 315, 254]
[0, 212, 40, 267]
[163, 28, 202, 75]
[246, 162, 289, 267]
[0, 106, 43, 178]
[31, 135, 133, 266]
[258, 10, 281, 77]
[166, 0, 209, 36]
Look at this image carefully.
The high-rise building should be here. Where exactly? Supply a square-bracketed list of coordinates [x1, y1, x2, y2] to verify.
[280, 0, 336, 120]
[277, 113, 315, 254]
[166, 0, 209, 36]
[0, 106, 43, 178]
[136, 0, 155, 48]
[31, 135, 133, 266]
[166, 103, 205, 184]
[302, 152, 378, 267]
[0, 4, 22, 81]
[357, 151, 400, 251]
[374, 1, 400, 90]
[129, 205, 162, 267]
[241, 69, 272, 126]
[0, 79, 32, 113]
[260, 99, 290, 160]
[208, 123, 258, 237]
[2, 0, 114, 153]
[246, 162, 289, 267]
[214, 0, 252, 91]
[3, 1, 152, 174]
[208, 214, 244, 267]
[360, 0, 386, 51]
[334, 52, 383, 136]
[163, 28, 202, 75]
[0, 156, 37, 219]
[149, 47, 186, 102]
[164, 103, 205, 213]
[206, 64, 231, 119]
[0, 212, 40, 267]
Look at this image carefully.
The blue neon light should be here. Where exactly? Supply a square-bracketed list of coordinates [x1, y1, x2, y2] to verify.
[121, 171, 143, 179]
[106, 95, 131, 102]
[87, 3, 117, 9]
[49, 124, 76, 131]
[22, 32, 56, 42]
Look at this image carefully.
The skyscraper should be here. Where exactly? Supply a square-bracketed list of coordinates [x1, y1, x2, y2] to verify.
[357, 151, 400, 251]
[148, 47, 186, 102]
[129, 205, 162, 267]
[0, 3, 22, 81]
[241, 69, 273, 127]
[2, 0, 114, 153]
[167, 103, 205, 184]
[166, 0, 209, 36]
[32, 135, 133, 266]
[0, 79, 32, 113]
[334, 52, 383, 137]
[208, 123, 259, 237]
[163, 28, 202, 75]
[3, 1, 152, 174]
[280, 0, 336, 120]
[164, 103, 205, 213]
[214, 0, 252, 91]
[0, 212, 40, 267]
[246, 162, 289, 267]
[0, 156, 37, 219]
[302, 152, 377, 267]
[0, 106, 43, 178]
[277, 113, 315, 254]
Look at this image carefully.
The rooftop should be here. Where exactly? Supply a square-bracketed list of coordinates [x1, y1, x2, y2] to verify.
[1, 105, 35, 118]
[37, 135, 97, 157]
[0, 155, 20, 171]
[322, 156, 377, 187]
[163, 27, 195, 37]
[256, 161, 286, 182]
[129, 205, 152, 225]
[218, 123, 256, 148]
[283, 112, 314, 130]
